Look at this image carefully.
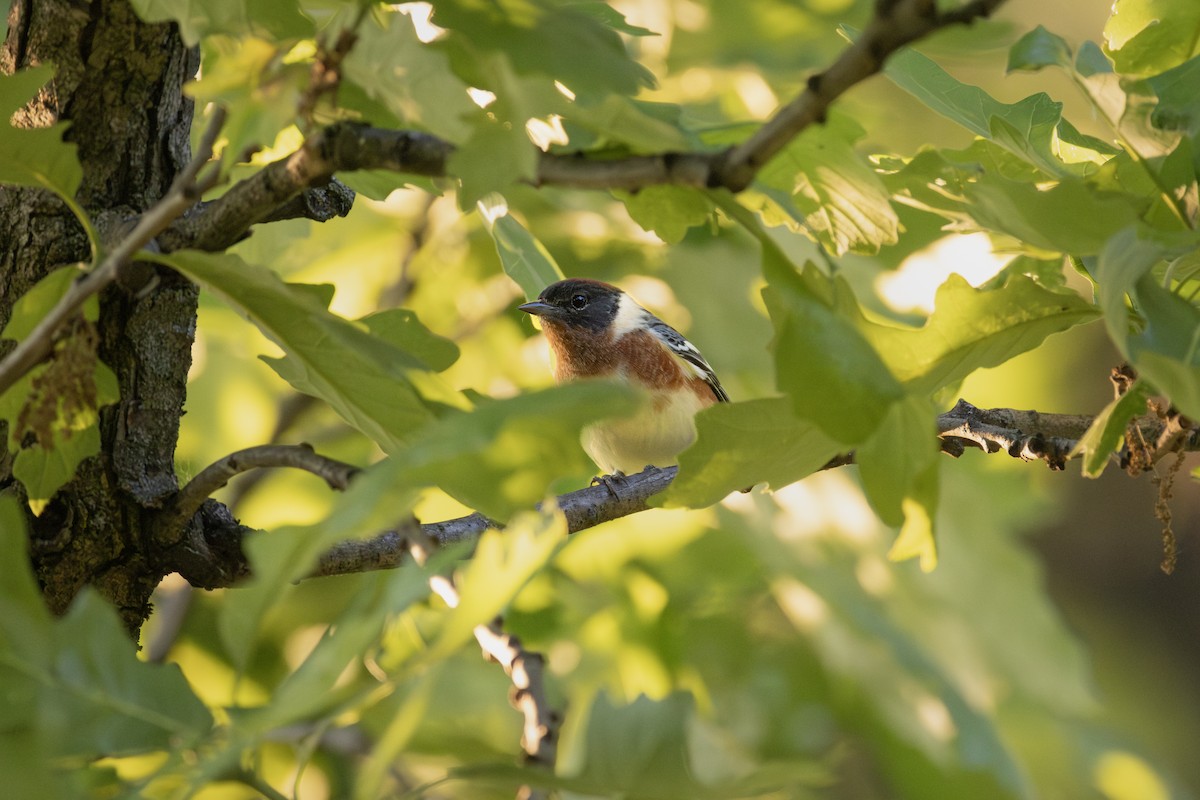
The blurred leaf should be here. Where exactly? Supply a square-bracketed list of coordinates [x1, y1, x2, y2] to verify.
[766, 271, 905, 444]
[399, 382, 641, 519]
[152, 250, 460, 452]
[618, 186, 714, 245]
[964, 178, 1141, 256]
[1, 504, 211, 763]
[429, 0, 655, 96]
[451, 115, 539, 207]
[361, 309, 460, 372]
[343, 10, 475, 142]
[1071, 380, 1152, 477]
[1103, 0, 1200, 76]
[570, 691, 700, 799]
[566, 95, 692, 151]
[186, 36, 307, 161]
[218, 457, 421, 671]
[1076, 40, 1113, 77]
[480, 199, 565, 299]
[856, 395, 939, 529]
[428, 508, 565, 659]
[129, 0, 312, 46]
[1145, 55, 1200, 137]
[662, 398, 843, 507]
[1007, 25, 1072, 73]
[0, 66, 82, 200]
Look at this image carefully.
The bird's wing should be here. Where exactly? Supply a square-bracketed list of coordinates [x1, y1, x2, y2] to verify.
[645, 316, 730, 403]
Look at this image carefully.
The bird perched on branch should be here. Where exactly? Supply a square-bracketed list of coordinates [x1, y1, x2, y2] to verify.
[519, 278, 728, 479]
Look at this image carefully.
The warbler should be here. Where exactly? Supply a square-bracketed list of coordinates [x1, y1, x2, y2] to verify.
[519, 278, 728, 477]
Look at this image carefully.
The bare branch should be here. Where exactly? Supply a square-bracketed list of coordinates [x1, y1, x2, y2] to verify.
[162, 444, 359, 545]
[0, 108, 226, 398]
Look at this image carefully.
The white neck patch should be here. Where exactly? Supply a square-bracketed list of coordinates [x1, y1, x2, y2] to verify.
[610, 293, 647, 339]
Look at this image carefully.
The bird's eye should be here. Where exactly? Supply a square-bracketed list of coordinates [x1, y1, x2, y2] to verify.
[570, 293, 588, 310]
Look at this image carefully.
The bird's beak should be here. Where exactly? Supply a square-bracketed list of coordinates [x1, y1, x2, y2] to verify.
[518, 300, 555, 317]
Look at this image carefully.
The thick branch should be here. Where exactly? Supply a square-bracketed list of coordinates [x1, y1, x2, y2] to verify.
[162, 444, 359, 545]
[0, 108, 225, 398]
[156, 0, 1007, 253]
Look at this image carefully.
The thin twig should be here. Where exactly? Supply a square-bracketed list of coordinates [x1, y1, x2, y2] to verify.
[0, 107, 226, 398]
[405, 529, 557, 799]
[162, 443, 360, 545]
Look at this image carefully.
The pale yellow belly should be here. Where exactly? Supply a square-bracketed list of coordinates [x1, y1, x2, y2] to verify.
[581, 389, 706, 475]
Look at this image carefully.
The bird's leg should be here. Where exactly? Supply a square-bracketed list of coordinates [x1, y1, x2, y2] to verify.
[590, 470, 627, 498]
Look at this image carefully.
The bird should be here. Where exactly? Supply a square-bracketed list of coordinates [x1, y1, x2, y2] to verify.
[518, 278, 728, 479]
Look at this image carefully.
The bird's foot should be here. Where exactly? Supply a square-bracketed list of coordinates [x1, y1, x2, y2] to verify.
[590, 471, 628, 498]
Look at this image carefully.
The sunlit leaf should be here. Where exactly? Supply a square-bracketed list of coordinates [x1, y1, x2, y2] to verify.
[480, 199, 565, 299]
[661, 398, 843, 508]
[1103, 0, 1200, 75]
[343, 10, 476, 142]
[217, 457, 422, 671]
[1071, 379, 1152, 478]
[428, 508, 565, 660]
[399, 382, 641, 519]
[151, 250, 460, 452]
[618, 186, 714, 245]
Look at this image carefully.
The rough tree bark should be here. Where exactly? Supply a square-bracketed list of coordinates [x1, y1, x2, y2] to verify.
[1, 0, 198, 632]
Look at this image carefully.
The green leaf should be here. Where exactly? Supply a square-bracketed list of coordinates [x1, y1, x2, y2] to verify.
[45, 591, 213, 758]
[0, 66, 82, 199]
[1103, 0, 1200, 76]
[1145, 55, 1200, 137]
[661, 399, 843, 508]
[765, 269, 905, 445]
[1007, 25, 1072, 73]
[151, 250, 460, 452]
[617, 186, 714, 245]
[0, 266, 91, 342]
[427, 508, 565, 660]
[129, 0, 312, 46]
[218, 457, 422, 671]
[12, 425, 100, 510]
[399, 382, 642, 519]
[1, 505, 211, 762]
[1076, 40, 1113, 77]
[1071, 380, 1152, 478]
[570, 691, 700, 798]
[429, 0, 655, 96]
[963, 177, 1141, 256]
[236, 563, 440, 734]
[361, 309, 459, 372]
[343, 10, 476, 142]
[186, 37, 308, 161]
[480, 199, 565, 299]
[867, 274, 1102, 395]
[1094, 226, 1200, 417]
[450, 116, 539, 207]
[885, 45, 1073, 178]
[856, 395, 939, 529]
[565, 96, 693, 152]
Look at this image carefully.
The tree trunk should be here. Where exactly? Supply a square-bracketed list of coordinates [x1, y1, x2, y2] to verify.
[1, 0, 197, 633]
